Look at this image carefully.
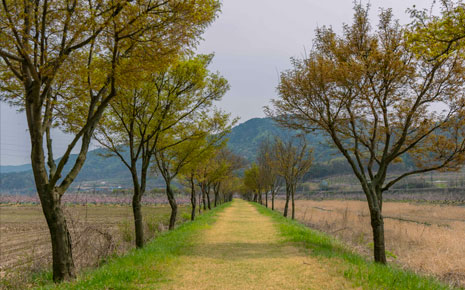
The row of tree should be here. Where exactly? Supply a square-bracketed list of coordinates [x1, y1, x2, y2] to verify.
[0, 0, 230, 282]
[266, 2, 465, 265]
[184, 147, 245, 218]
[242, 137, 313, 219]
[94, 54, 239, 246]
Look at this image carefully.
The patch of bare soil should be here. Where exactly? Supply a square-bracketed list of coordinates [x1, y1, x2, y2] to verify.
[0, 204, 178, 279]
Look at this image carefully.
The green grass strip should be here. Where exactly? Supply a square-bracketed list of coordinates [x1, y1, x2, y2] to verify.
[36, 202, 231, 290]
[252, 202, 458, 290]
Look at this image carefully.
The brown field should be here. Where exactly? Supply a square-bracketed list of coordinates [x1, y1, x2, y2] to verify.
[274, 199, 465, 287]
[0, 203, 190, 284]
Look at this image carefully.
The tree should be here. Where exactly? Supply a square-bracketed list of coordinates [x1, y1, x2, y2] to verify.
[243, 144, 283, 208]
[256, 138, 282, 209]
[269, 176, 282, 211]
[196, 155, 219, 210]
[188, 147, 243, 212]
[154, 110, 233, 230]
[204, 153, 230, 207]
[181, 146, 224, 221]
[181, 167, 202, 221]
[267, 5, 465, 264]
[95, 54, 228, 245]
[211, 148, 245, 206]
[196, 162, 211, 210]
[407, 0, 465, 61]
[243, 163, 261, 202]
[269, 137, 312, 219]
[0, 0, 219, 281]
[187, 169, 198, 220]
[220, 175, 242, 203]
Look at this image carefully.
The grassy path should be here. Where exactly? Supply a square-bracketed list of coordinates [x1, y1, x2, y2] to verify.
[161, 199, 353, 289]
[44, 199, 451, 289]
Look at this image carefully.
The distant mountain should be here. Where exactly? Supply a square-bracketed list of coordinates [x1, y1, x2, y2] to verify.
[0, 163, 32, 173]
[0, 117, 340, 193]
[0, 117, 412, 194]
[0, 148, 162, 194]
[1, 117, 317, 193]
[226, 117, 336, 162]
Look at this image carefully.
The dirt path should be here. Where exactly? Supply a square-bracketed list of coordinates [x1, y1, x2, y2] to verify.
[162, 199, 354, 290]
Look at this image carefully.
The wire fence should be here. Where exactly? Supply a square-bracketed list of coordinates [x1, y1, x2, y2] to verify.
[288, 187, 465, 204]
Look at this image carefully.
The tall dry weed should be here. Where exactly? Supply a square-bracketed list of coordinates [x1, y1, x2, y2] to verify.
[275, 199, 465, 287]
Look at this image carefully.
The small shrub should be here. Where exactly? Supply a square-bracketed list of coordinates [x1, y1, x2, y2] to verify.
[145, 216, 159, 233]
[145, 215, 165, 241]
[180, 212, 191, 222]
[73, 226, 117, 268]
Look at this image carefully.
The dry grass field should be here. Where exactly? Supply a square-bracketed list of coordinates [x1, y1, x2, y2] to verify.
[0, 203, 190, 286]
[274, 199, 465, 287]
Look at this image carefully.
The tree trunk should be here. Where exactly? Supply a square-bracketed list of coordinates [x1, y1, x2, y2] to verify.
[198, 190, 202, 214]
[214, 182, 220, 207]
[214, 192, 219, 207]
[272, 191, 275, 210]
[369, 204, 387, 264]
[190, 177, 196, 221]
[283, 183, 290, 217]
[265, 191, 268, 208]
[130, 167, 145, 248]
[363, 185, 387, 264]
[27, 81, 78, 281]
[291, 184, 296, 219]
[291, 193, 295, 219]
[40, 193, 76, 282]
[132, 191, 144, 248]
[166, 183, 177, 230]
[202, 185, 207, 210]
[206, 187, 211, 210]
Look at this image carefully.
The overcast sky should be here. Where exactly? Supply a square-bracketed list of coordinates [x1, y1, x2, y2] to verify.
[0, 0, 435, 165]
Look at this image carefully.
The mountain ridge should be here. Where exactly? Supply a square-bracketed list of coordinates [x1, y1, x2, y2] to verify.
[0, 117, 409, 194]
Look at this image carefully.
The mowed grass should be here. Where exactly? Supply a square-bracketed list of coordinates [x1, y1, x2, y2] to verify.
[159, 199, 353, 289]
[254, 203, 459, 290]
[34, 202, 231, 290]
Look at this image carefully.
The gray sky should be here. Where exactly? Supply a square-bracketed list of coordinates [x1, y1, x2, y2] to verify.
[0, 0, 434, 165]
